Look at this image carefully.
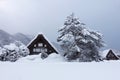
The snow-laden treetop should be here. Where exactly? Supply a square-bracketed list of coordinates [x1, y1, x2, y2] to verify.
[57, 13, 104, 62]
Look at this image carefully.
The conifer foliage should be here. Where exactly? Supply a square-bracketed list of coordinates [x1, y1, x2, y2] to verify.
[57, 13, 104, 62]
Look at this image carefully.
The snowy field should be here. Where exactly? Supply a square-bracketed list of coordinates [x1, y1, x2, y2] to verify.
[0, 54, 120, 80]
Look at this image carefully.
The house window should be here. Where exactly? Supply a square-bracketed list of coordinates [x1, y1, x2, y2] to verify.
[34, 44, 36, 47]
[33, 47, 48, 53]
[44, 45, 47, 47]
[45, 48, 47, 52]
[33, 48, 41, 52]
[38, 43, 43, 47]
[40, 48, 47, 53]
[36, 48, 41, 52]
[33, 48, 36, 52]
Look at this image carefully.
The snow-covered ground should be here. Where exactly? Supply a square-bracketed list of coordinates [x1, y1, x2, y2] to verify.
[0, 53, 120, 80]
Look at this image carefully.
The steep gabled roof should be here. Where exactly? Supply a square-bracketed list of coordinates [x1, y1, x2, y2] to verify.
[27, 33, 59, 54]
[102, 49, 120, 60]
[102, 49, 120, 58]
[106, 50, 119, 60]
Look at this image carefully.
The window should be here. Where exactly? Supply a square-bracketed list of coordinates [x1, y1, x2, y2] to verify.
[33, 48, 36, 52]
[33, 47, 48, 53]
[44, 45, 47, 47]
[34, 44, 36, 47]
[36, 48, 41, 52]
[45, 48, 47, 52]
[38, 43, 43, 47]
[33, 48, 40, 52]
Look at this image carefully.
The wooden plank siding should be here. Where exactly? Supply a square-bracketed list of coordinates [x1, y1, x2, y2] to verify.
[27, 34, 58, 55]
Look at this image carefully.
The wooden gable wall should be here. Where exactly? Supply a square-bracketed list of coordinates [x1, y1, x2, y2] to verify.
[27, 34, 58, 55]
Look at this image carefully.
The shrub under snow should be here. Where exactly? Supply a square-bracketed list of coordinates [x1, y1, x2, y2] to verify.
[0, 41, 29, 62]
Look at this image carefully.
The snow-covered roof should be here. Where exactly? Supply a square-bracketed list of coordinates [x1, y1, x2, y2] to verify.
[27, 33, 60, 54]
[41, 34, 60, 54]
[101, 49, 120, 58]
[27, 33, 41, 47]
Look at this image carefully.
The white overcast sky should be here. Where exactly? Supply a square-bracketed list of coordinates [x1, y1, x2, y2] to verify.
[0, 0, 120, 49]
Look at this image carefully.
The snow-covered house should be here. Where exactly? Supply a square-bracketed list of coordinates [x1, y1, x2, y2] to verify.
[102, 49, 120, 60]
[27, 33, 58, 55]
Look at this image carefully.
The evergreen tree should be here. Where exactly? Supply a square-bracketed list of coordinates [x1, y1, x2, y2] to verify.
[57, 13, 104, 62]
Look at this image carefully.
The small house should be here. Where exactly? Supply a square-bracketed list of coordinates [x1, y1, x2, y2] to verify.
[102, 49, 120, 60]
[106, 50, 119, 60]
[27, 33, 58, 55]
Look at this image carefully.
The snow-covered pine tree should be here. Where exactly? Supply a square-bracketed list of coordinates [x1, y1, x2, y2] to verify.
[57, 13, 104, 62]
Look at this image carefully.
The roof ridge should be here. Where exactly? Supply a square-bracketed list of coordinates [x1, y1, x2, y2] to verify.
[27, 33, 59, 54]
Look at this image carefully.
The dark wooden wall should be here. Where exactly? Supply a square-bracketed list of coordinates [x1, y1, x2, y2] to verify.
[28, 34, 58, 55]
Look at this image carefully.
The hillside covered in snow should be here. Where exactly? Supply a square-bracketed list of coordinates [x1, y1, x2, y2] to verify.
[0, 29, 33, 46]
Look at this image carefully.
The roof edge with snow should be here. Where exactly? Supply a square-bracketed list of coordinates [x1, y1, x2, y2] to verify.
[27, 33, 60, 54]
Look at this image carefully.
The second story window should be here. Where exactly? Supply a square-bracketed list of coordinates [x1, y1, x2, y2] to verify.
[38, 43, 43, 47]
